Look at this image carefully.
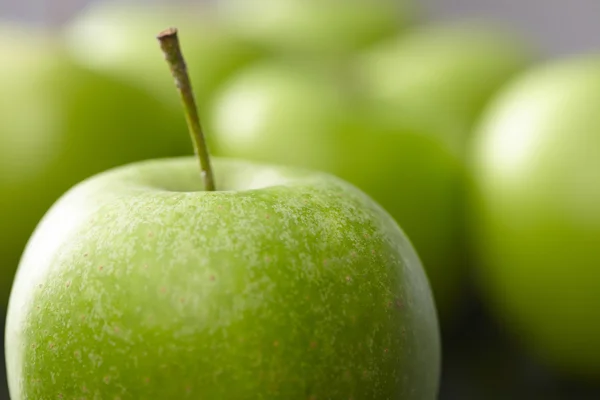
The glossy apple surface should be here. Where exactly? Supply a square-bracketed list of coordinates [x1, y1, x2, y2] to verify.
[470, 56, 600, 378]
[6, 157, 440, 399]
[0, 25, 189, 308]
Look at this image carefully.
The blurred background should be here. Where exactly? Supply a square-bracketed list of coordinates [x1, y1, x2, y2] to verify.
[1, 1, 600, 399]
[2, 0, 600, 56]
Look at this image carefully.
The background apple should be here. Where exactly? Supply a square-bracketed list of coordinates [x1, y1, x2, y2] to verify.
[470, 55, 600, 379]
[208, 60, 468, 321]
[209, 62, 349, 172]
[354, 22, 534, 131]
[0, 23, 190, 310]
[6, 157, 441, 399]
[215, 0, 414, 58]
[64, 1, 265, 112]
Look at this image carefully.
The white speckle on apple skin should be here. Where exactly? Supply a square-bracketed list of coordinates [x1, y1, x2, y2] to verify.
[6, 157, 440, 399]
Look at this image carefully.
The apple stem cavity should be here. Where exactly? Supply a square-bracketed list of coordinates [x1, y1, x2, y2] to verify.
[157, 27, 216, 192]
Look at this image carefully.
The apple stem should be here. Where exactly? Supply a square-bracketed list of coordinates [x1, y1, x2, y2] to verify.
[157, 27, 216, 192]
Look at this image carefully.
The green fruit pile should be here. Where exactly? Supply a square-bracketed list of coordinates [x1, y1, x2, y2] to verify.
[4, 0, 600, 398]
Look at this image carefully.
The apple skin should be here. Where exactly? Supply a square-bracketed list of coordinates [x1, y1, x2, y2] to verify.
[209, 61, 466, 321]
[0, 27, 189, 309]
[216, 0, 413, 57]
[470, 56, 600, 378]
[6, 157, 441, 399]
[64, 2, 265, 112]
[355, 22, 533, 130]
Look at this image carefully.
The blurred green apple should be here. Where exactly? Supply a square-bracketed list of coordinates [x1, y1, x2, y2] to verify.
[64, 1, 265, 112]
[0, 24, 189, 309]
[471, 55, 600, 379]
[216, 0, 413, 58]
[355, 22, 533, 130]
[209, 61, 467, 321]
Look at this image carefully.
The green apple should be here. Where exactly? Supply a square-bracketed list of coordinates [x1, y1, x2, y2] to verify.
[64, 1, 264, 111]
[0, 25, 189, 309]
[209, 62, 349, 171]
[209, 61, 467, 321]
[5, 157, 441, 399]
[355, 21, 533, 130]
[216, 0, 413, 58]
[470, 55, 600, 378]
[5, 30, 441, 399]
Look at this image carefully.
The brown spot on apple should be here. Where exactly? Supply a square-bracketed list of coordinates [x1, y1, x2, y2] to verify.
[103, 376, 111, 384]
